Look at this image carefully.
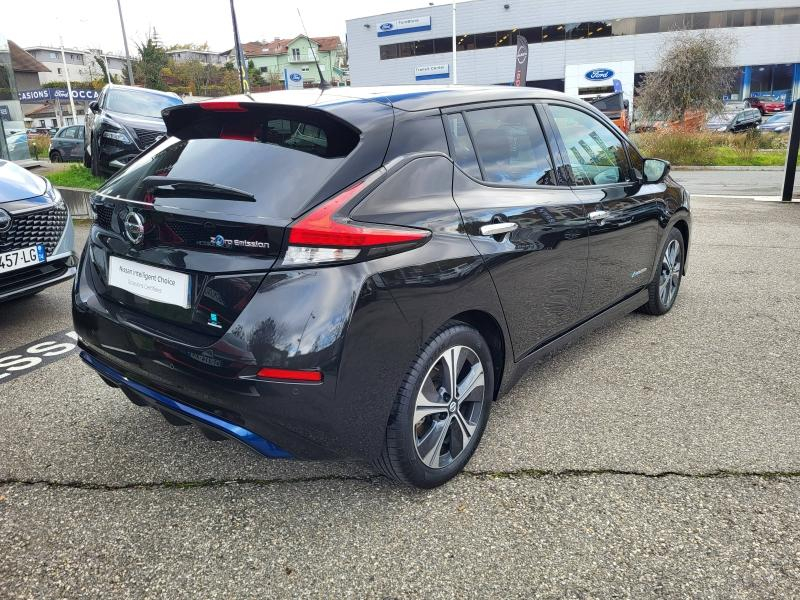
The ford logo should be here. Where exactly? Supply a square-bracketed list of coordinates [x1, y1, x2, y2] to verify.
[379, 23, 394, 31]
[585, 68, 614, 81]
[124, 211, 145, 245]
[289, 73, 302, 82]
[0, 208, 12, 233]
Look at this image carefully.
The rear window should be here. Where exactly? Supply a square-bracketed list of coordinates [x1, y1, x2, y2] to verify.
[97, 107, 361, 220]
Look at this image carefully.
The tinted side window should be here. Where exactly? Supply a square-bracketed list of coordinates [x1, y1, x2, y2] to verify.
[443, 113, 481, 179]
[464, 106, 555, 186]
[549, 105, 630, 186]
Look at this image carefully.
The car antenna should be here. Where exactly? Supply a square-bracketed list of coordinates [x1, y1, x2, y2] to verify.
[297, 8, 331, 91]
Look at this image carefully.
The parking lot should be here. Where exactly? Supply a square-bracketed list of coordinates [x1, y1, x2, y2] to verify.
[1, 169, 799, 598]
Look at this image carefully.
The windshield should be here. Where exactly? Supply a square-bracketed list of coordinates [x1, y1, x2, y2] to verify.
[755, 96, 778, 103]
[766, 113, 792, 124]
[106, 89, 182, 118]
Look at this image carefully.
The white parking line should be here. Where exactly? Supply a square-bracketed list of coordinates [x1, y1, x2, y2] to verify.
[0, 330, 79, 384]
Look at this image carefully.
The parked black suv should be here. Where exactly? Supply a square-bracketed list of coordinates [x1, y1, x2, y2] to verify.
[73, 86, 691, 488]
[84, 84, 181, 176]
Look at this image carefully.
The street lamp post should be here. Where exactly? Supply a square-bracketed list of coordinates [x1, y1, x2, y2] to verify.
[59, 37, 78, 125]
[116, 0, 135, 85]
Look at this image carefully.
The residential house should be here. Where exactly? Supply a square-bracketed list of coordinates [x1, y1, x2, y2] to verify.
[232, 35, 347, 87]
[166, 49, 228, 66]
[24, 46, 127, 85]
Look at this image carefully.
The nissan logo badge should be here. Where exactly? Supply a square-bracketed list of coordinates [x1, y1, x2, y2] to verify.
[0, 208, 11, 234]
[124, 211, 145, 245]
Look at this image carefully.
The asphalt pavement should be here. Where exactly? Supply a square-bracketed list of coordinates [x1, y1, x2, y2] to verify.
[1, 169, 799, 598]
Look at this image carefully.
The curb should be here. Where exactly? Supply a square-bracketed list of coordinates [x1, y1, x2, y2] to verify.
[56, 186, 93, 218]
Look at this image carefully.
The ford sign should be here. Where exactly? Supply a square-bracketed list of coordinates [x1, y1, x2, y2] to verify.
[585, 68, 614, 82]
[379, 23, 394, 31]
[289, 73, 302, 82]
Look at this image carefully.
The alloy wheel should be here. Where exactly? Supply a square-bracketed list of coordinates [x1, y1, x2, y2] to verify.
[413, 345, 486, 469]
[659, 239, 681, 308]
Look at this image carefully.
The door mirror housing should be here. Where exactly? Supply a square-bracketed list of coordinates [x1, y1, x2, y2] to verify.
[642, 158, 670, 183]
[89, 101, 100, 114]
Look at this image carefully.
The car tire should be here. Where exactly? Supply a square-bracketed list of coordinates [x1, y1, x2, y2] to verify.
[49, 151, 62, 163]
[373, 321, 494, 488]
[90, 139, 102, 177]
[640, 227, 685, 316]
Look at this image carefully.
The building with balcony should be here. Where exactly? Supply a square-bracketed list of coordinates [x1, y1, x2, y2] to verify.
[24, 46, 127, 85]
[166, 49, 228, 65]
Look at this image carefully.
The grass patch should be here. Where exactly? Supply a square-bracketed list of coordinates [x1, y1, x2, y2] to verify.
[45, 165, 106, 190]
[631, 130, 793, 167]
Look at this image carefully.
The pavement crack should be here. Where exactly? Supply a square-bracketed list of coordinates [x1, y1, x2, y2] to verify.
[2, 469, 800, 491]
[465, 468, 800, 480]
[0, 473, 382, 491]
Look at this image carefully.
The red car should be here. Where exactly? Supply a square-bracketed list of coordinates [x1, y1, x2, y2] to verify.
[745, 96, 786, 114]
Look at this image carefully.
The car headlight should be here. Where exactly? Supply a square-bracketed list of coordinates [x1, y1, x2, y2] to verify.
[102, 129, 132, 143]
[44, 179, 66, 211]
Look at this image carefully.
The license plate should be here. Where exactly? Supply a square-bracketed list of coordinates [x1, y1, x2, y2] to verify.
[108, 256, 191, 309]
[0, 245, 46, 274]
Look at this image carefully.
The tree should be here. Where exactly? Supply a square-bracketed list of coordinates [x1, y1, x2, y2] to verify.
[637, 31, 737, 123]
[134, 29, 169, 90]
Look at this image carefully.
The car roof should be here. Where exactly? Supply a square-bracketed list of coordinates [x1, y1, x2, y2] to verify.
[103, 83, 181, 99]
[236, 85, 577, 112]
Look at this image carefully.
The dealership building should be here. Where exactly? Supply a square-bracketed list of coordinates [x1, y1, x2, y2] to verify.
[346, 1, 800, 107]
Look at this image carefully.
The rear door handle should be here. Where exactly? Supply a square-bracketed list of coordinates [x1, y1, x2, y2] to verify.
[588, 210, 609, 222]
[480, 222, 518, 236]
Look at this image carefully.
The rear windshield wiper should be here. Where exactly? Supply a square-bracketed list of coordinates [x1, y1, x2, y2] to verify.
[141, 176, 256, 202]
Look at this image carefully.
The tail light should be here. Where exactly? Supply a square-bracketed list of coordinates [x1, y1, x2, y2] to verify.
[281, 175, 430, 267]
[257, 367, 322, 382]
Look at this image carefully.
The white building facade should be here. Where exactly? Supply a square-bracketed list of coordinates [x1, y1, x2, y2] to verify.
[24, 47, 127, 85]
[346, 2, 800, 105]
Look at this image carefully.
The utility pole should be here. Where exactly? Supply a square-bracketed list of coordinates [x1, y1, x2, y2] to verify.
[59, 37, 78, 125]
[451, 0, 457, 84]
[116, 0, 135, 85]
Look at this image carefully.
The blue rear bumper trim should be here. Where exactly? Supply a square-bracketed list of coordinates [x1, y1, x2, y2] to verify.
[80, 351, 292, 459]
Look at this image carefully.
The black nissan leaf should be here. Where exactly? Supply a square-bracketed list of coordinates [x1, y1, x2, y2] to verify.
[73, 86, 691, 488]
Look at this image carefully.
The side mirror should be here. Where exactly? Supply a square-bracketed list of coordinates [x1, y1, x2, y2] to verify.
[643, 158, 670, 183]
[89, 101, 100, 114]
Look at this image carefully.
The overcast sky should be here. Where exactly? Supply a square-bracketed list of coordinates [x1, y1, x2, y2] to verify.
[6, 0, 440, 54]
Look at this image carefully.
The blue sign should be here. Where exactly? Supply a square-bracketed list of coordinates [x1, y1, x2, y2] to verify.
[18, 88, 99, 103]
[377, 16, 432, 37]
[584, 68, 615, 82]
[289, 73, 302, 83]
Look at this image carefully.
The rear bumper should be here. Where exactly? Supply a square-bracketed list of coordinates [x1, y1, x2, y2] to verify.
[0, 251, 78, 302]
[72, 238, 416, 461]
[80, 350, 291, 458]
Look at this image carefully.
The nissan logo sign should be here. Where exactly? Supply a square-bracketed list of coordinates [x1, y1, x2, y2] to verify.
[0, 208, 11, 233]
[124, 211, 145, 245]
[585, 68, 615, 81]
